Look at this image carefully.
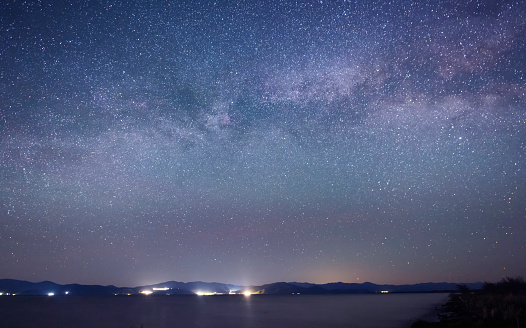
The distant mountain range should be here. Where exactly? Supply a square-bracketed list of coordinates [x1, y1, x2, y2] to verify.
[0, 279, 483, 296]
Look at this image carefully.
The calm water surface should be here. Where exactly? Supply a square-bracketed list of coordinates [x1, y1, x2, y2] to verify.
[0, 293, 448, 328]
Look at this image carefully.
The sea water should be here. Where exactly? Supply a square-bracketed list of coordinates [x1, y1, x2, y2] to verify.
[0, 293, 448, 328]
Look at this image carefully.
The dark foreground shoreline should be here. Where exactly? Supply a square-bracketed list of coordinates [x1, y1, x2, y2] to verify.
[411, 277, 526, 328]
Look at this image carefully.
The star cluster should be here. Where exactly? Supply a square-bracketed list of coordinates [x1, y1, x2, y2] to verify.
[1, 0, 525, 286]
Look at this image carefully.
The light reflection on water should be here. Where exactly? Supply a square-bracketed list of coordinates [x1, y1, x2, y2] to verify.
[0, 293, 448, 328]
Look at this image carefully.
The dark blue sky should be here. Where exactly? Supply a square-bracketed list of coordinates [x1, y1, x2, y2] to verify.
[1, 0, 525, 286]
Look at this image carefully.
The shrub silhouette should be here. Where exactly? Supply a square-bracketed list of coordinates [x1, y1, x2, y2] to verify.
[414, 276, 526, 328]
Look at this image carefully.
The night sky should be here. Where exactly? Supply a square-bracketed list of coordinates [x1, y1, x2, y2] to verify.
[1, 0, 525, 287]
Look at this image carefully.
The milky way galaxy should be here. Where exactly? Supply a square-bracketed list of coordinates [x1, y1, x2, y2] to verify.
[1, 0, 525, 286]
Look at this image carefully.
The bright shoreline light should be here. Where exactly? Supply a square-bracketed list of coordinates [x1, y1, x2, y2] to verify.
[196, 291, 225, 296]
[243, 291, 252, 296]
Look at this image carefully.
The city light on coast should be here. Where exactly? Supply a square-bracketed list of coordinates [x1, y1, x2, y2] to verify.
[195, 291, 225, 296]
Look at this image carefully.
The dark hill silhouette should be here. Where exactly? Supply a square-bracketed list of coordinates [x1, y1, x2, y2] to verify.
[0, 279, 483, 296]
[250, 282, 326, 294]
